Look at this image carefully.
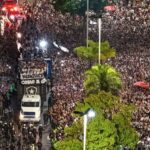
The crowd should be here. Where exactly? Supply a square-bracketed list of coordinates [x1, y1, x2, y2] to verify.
[0, 62, 15, 76]
[50, 52, 88, 128]
[17, 0, 150, 147]
[108, 50, 150, 147]
[21, 123, 43, 150]
[0, 118, 19, 150]
[0, 0, 149, 149]
[100, 0, 150, 147]
[102, 0, 150, 49]
[0, 116, 43, 150]
[19, 59, 46, 79]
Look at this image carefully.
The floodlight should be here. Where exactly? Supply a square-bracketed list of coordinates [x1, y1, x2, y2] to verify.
[39, 40, 48, 49]
[16, 32, 22, 38]
[10, 15, 15, 20]
[2, 7, 6, 11]
[87, 109, 96, 118]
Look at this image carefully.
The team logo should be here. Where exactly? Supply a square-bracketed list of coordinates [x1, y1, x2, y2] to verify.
[26, 86, 37, 95]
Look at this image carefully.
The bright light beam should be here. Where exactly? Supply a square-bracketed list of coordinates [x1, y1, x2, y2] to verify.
[87, 109, 96, 118]
[39, 40, 48, 49]
[16, 32, 22, 39]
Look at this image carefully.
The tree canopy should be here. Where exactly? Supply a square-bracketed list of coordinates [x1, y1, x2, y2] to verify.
[74, 40, 116, 62]
[53, 0, 108, 16]
[54, 92, 139, 150]
[84, 64, 121, 95]
[54, 138, 82, 150]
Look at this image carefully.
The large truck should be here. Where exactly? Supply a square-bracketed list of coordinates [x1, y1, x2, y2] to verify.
[19, 94, 41, 122]
[18, 58, 52, 122]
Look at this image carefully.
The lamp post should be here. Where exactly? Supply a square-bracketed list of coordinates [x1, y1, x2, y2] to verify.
[74, 108, 96, 150]
[83, 114, 88, 150]
[39, 39, 48, 57]
[86, 0, 102, 63]
[86, 0, 89, 47]
[83, 109, 95, 150]
[98, 18, 102, 64]
[74, 109, 96, 150]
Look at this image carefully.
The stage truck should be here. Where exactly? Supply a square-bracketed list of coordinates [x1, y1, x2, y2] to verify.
[18, 58, 52, 122]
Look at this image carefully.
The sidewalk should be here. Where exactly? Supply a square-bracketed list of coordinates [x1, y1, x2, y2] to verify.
[40, 99, 51, 150]
[42, 125, 51, 150]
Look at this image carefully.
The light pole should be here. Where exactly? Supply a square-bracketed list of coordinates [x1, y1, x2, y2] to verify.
[83, 109, 96, 150]
[86, 0, 102, 63]
[86, 0, 89, 47]
[120, 145, 124, 150]
[98, 18, 102, 64]
[74, 109, 96, 150]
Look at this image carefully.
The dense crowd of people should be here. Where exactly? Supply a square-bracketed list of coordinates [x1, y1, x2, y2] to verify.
[0, 0, 149, 149]
[101, 0, 150, 147]
[108, 50, 150, 147]
[17, 0, 150, 148]
[0, 118, 19, 150]
[50, 53, 88, 128]
[0, 116, 43, 150]
[21, 123, 43, 150]
[102, 0, 150, 49]
[19, 59, 46, 79]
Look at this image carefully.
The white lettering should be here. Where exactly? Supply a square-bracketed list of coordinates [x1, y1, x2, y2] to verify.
[21, 80, 35, 85]
[36, 80, 40, 84]
[21, 79, 46, 85]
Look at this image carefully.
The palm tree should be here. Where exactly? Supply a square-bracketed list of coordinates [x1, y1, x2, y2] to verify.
[74, 40, 116, 63]
[84, 64, 121, 95]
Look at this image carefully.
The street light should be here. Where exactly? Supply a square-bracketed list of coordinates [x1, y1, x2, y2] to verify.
[86, 0, 89, 47]
[39, 39, 48, 57]
[39, 39, 48, 49]
[98, 18, 102, 64]
[86, 0, 102, 64]
[83, 109, 95, 150]
[16, 32, 22, 39]
[10, 14, 15, 20]
[74, 108, 96, 150]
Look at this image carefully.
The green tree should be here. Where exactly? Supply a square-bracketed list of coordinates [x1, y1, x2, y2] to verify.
[79, 92, 139, 149]
[53, 0, 108, 16]
[87, 115, 116, 150]
[54, 138, 82, 150]
[54, 92, 139, 150]
[74, 40, 116, 62]
[84, 64, 121, 95]
[54, 119, 83, 149]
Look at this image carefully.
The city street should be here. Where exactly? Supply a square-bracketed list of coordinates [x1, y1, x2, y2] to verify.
[0, 0, 149, 150]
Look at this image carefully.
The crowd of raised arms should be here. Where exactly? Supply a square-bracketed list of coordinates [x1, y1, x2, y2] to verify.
[0, 0, 149, 149]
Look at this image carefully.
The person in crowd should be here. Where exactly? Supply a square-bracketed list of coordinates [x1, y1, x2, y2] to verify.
[36, 140, 42, 150]
[38, 124, 43, 139]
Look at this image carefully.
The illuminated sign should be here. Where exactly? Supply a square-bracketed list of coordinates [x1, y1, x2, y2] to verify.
[21, 78, 46, 85]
